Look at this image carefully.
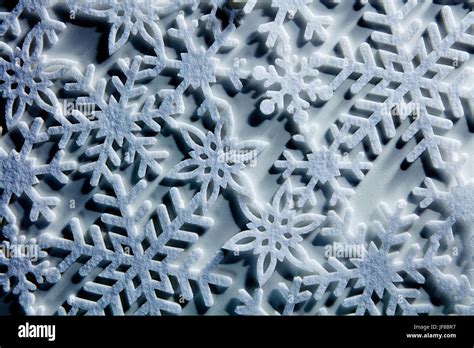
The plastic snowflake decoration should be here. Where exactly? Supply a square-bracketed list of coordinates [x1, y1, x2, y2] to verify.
[413, 153, 474, 254]
[0, 119, 76, 225]
[168, 112, 266, 208]
[40, 176, 232, 315]
[224, 182, 324, 285]
[253, 53, 332, 125]
[164, 13, 247, 123]
[0, 24, 80, 128]
[275, 126, 371, 208]
[235, 288, 268, 315]
[0, 0, 472, 317]
[303, 200, 452, 315]
[0, 230, 60, 315]
[315, 2, 474, 168]
[49, 56, 168, 186]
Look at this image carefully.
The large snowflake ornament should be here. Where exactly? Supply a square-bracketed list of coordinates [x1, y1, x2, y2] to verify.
[303, 200, 452, 315]
[316, 3, 474, 168]
[49, 56, 168, 185]
[40, 179, 232, 315]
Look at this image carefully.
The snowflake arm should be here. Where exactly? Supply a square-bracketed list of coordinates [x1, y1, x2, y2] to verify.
[235, 288, 268, 315]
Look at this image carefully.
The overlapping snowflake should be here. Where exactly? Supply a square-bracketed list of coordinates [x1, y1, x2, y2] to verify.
[0, 0, 473, 316]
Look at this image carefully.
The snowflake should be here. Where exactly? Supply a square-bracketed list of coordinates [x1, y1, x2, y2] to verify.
[252, 53, 332, 124]
[413, 153, 474, 254]
[223, 182, 324, 285]
[0, 24, 80, 129]
[303, 200, 452, 315]
[314, 2, 474, 168]
[0, 119, 76, 225]
[48, 56, 168, 186]
[168, 113, 267, 208]
[0, 226, 60, 315]
[274, 126, 371, 208]
[40, 178, 232, 315]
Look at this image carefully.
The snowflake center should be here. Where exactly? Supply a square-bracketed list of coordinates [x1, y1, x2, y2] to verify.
[257, 211, 294, 253]
[97, 101, 135, 144]
[179, 51, 216, 89]
[359, 249, 394, 291]
[7, 54, 41, 98]
[281, 68, 304, 96]
[306, 150, 340, 183]
[448, 184, 474, 223]
[196, 141, 241, 181]
[0, 153, 35, 196]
